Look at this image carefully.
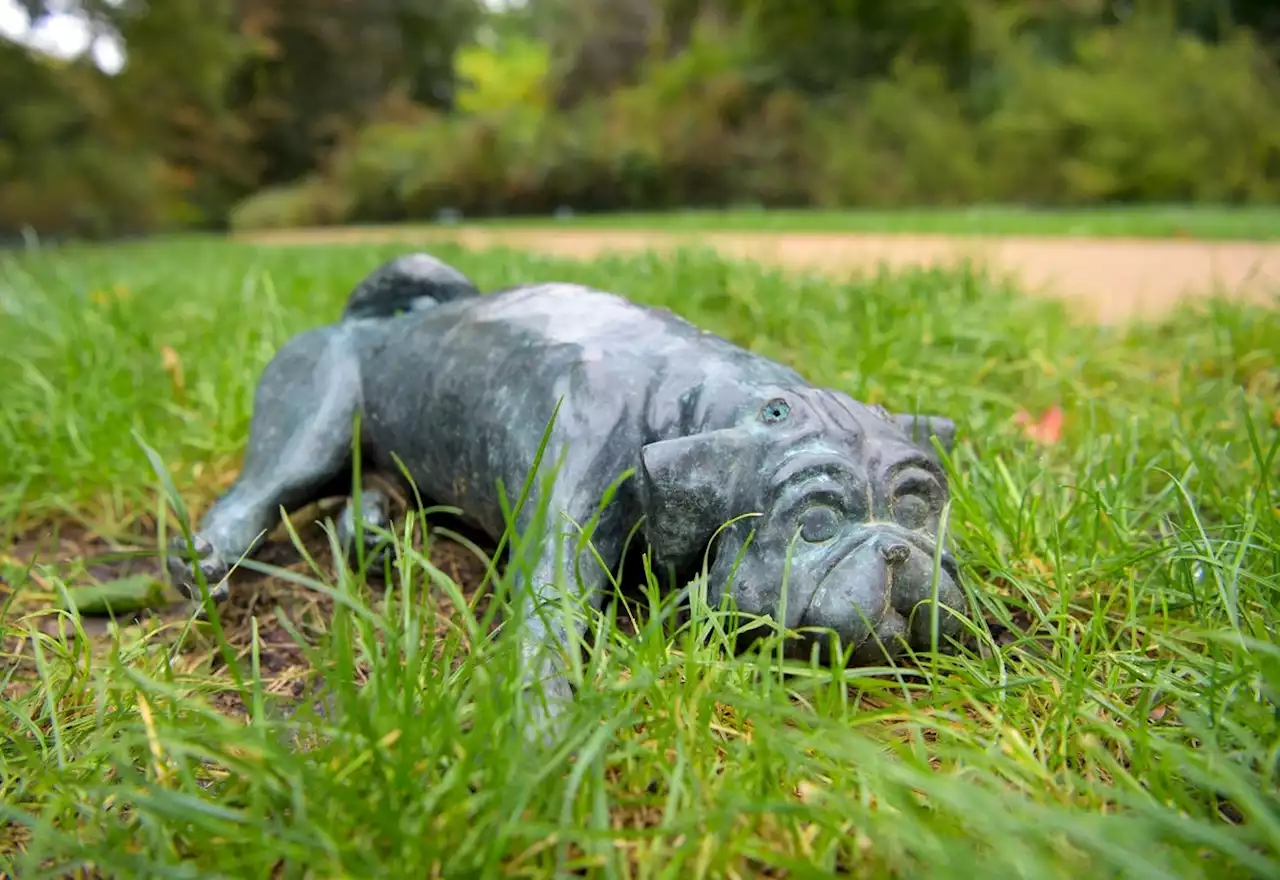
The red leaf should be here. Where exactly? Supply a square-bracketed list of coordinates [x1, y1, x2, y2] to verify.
[1013, 405, 1064, 445]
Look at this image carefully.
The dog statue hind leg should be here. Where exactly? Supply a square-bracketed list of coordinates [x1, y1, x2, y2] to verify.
[166, 255, 479, 600]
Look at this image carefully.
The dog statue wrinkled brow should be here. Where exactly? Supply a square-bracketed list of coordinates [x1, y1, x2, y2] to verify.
[168, 253, 972, 719]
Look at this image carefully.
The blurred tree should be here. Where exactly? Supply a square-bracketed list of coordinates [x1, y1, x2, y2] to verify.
[536, 0, 663, 108]
[4, 1, 251, 232]
[1160, 0, 1280, 52]
[3, 0, 482, 231]
[521, 0, 729, 109]
[1002, 1, 1280, 59]
[227, 0, 481, 186]
[6, 0, 1279, 236]
[723, 0, 1280, 94]
[108, 0, 253, 223]
[724, 0, 977, 94]
[0, 38, 175, 236]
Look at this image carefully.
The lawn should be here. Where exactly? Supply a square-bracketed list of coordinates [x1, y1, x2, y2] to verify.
[1, 238, 1278, 878]
[456, 204, 1280, 241]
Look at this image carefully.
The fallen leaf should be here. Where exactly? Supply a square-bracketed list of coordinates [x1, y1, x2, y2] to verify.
[61, 574, 166, 616]
[161, 344, 186, 396]
[795, 781, 823, 804]
[1013, 405, 1065, 445]
[89, 283, 131, 306]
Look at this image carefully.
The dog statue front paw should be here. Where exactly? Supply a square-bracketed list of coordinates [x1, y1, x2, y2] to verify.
[165, 534, 233, 603]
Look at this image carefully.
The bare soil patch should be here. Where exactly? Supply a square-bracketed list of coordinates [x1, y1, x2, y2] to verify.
[242, 226, 1280, 323]
[2, 503, 496, 722]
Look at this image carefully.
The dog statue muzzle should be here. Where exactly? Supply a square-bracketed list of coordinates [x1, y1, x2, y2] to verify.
[797, 527, 964, 664]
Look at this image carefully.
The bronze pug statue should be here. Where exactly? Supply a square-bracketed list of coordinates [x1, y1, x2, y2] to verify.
[167, 253, 969, 715]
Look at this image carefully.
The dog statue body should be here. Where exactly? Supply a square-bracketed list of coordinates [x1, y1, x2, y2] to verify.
[170, 254, 968, 712]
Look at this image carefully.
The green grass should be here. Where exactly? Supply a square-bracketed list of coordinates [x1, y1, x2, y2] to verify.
[2, 238, 1279, 877]
[454, 204, 1280, 241]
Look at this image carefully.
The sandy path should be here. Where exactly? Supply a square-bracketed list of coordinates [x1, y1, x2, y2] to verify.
[242, 226, 1280, 323]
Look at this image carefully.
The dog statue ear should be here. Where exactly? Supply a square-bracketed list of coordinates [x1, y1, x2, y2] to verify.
[892, 413, 957, 456]
[638, 430, 752, 571]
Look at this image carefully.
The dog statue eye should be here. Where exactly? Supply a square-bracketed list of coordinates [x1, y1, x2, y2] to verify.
[799, 505, 841, 543]
[893, 493, 932, 530]
[760, 398, 791, 425]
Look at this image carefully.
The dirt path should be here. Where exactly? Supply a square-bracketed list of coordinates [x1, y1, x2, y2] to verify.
[242, 226, 1280, 323]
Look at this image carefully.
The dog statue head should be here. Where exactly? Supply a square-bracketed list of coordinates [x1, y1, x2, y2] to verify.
[638, 387, 966, 664]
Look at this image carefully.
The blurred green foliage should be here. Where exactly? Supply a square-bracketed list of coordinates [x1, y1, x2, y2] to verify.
[4, 0, 1280, 238]
[1, 0, 479, 238]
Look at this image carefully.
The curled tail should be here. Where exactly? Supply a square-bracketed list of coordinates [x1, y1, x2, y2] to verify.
[341, 252, 481, 322]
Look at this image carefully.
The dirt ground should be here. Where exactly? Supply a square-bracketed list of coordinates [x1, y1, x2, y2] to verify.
[2, 504, 499, 719]
[243, 226, 1280, 323]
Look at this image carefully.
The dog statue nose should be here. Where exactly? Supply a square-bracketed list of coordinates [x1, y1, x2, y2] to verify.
[878, 541, 910, 566]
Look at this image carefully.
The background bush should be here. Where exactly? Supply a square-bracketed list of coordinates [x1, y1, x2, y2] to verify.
[5, 1, 1280, 238]
[979, 17, 1280, 204]
[229, 12, 1280, 229]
